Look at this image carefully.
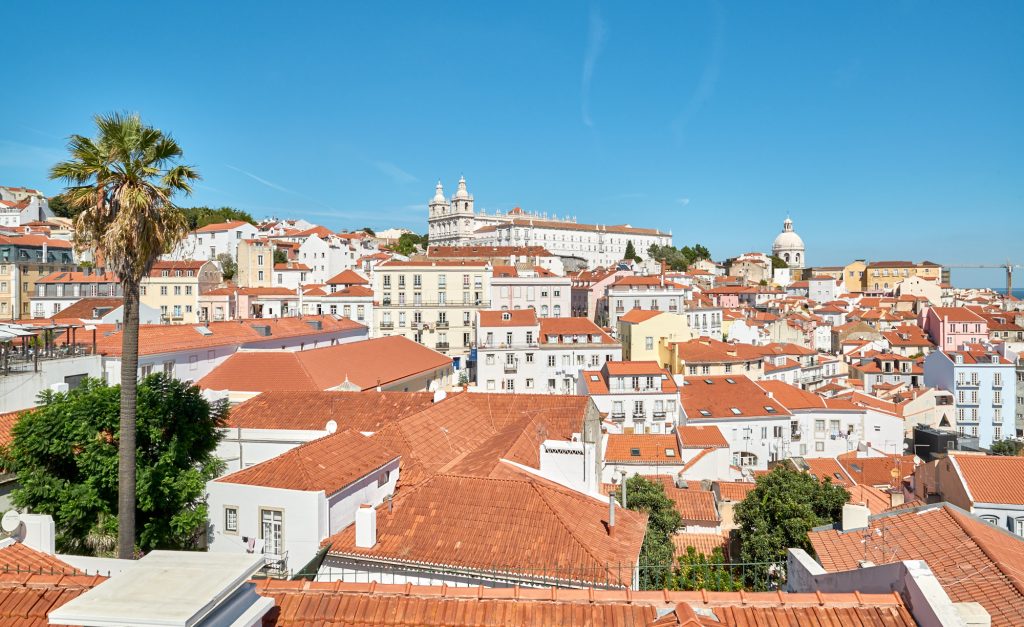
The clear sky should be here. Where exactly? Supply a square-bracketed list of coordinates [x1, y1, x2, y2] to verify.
[2, 1, 1021, 286]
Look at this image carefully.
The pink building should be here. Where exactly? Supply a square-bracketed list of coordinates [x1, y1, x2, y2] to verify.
[570, 267, 629, 320]
[921, 306, 988, 352]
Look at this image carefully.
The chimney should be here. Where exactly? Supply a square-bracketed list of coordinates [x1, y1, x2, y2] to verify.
[888, 489, 905, 508]
[355, 504, 377, 548]
[608, 493, 616, 536]
[766, 390, 773, 399]
[841, 503, 870, 531]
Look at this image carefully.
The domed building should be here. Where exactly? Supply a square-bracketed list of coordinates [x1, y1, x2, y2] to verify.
[772, 216, 805, 270]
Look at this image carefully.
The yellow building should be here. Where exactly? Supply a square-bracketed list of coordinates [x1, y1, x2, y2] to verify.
[0, 234, 77, 320]
[616, 309, 692, 362]
[864, 261, 942, 294]
[141, 260, 222, 324]
[842, 260, 867, 294]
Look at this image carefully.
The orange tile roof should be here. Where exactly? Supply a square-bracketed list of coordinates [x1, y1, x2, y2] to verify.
[950, 454, 1024, 506]
[195, 219, 250, 232]
[273, 262, 310, 271]
[322, 467, 647, 587]
[604, 360, 666, 376]
[837, 452, 917, 487]
[0, 542, 80, 575]
[802, 458, 855, 487]
[324, 269, 369, 285]
[756, 380, 826, 410]
[715, 481, 756, 502]
[846, 484, 895, 515]
[216, 430, 397, 493]
[0, 572, 106, 627]
[0, 410, 26, 448]
[619, 308, 666, 323]
[0, 234, 73, 249]
[810, 503, 1024, 626]
[605, 434, 680, 463]
[322, 285, 373, 298]
[675, 425, 727, 449]
[671, 533, 729, 558]
[86, 315, 364, 356]
[51, 297, 123, 321]
[427, 245, 553, 258]
[253, 581, 915, 627]
[197, 336, 451, 393]
[670, 338, 764, 364]
[681, 375, 790, 420]
[478, 309, 538, 327]
[36, 271, 118, 284]
[539, 317, 617, 344]
[372, 394, 590, 487]
[929, 306, 986, 322]
[378, 259, 488, 268]
[225, 390, 435, 431]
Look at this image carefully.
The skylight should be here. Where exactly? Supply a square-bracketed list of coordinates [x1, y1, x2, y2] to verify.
[630, 448, 641, 457]
[730, 407, 742, 415]
[664, 449, 676, 457]
[725, 378, 735, 384]
[589, 375, 599, 381]
[699, 409, 712, 416]
[765, 406, 777, 413]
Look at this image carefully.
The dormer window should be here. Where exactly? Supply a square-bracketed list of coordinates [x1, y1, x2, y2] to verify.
[630, 448, 641, 457]
[502, 312, 511, 321]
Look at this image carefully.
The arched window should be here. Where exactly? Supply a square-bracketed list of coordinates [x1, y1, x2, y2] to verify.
[553, 305, 561, 317]
[541, 305, 549, 316]
[1015, 517, 1024, 536]
[980, 515, 998, 526]
[784, 253, 790, 262]
[795, 252, 801, 263]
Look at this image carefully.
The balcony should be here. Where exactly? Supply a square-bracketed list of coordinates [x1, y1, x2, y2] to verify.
[503, 362, 518, 373]
[610, 412, 626, 422]
[436, 320, 449, 329]
[791, 430, 803, 442]
[379, 321, 394, 330]
[435, 342, 450, 350]
[652, 411, 667, 419]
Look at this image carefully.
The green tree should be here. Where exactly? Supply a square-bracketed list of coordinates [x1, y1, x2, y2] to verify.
[648, 243, 711, 271]
[392, 232, 427, 256]
[179, 206, 255, 230]
[273, 249, 288, 265]
[617, 475, 681, 589]
[1, 376, 225, 555]
[361, 227, 375, 236]
[770, 255, 788, 269]
[734, 467, 849, 589]
[48, 193, 82, 219]
[624, 240, 641, 263]
[673, 547, 742, 591]
[50, 112, 199, 559]
[217, 253, 236, 281]
[990, 439, 1024, 456]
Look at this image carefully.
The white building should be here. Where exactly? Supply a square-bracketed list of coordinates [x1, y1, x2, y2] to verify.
[924, 347, 1016, 447]
[426, 177, 671, 268]
[168, 220, 258, 262]
[808, 274, 842, 304]
[298, 234, 361, 285]
[489, 264, 571, 316]
[475, 311, 622, 394]
[272, 262, 310, 290]
[0, 186, 54, 227]
[606, 275, 689, 329]
[207, 429, 400, 577]
[579, 361, 681, 434]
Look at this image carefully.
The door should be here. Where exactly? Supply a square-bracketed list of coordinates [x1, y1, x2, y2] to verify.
[260, 509, 283, 556]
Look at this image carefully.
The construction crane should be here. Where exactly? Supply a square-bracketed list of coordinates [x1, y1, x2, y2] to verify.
[943, 262, 1022, 297]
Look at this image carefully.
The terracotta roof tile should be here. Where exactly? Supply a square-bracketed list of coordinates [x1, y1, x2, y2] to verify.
[837, 452, 918, 487]
[950, 454, 1024, 506]
[756, 380, 826, 410]
[671, 533, 729, 559]
[538, 318, 617, 344]
[478, 309, 538, 327]
[810, 503, 1024, 626]
[322, 467, 647, 587]
[226, 391, 435, 431]
[681, 375, 790, 420]
[324, 269, 369, 285]
[675, 426, 727, 449]
[216, 430, 398, 493]
[605, 434, 680, 463]
[802, 458, 856, 487]
[51, 297, 123, 321]
[197, 336, 451, 393]
[195, 220, 250, 232]
[715, 481, 756, 502]
[619, 309, 666, 323]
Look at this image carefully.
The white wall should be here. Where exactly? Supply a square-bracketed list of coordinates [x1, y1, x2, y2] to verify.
[0, 355, 103, 412]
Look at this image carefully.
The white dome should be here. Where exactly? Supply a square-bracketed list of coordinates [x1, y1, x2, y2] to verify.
[454, 176, 471, 200]
[772, 230, 804, 251]
[431, 181, 447, 205]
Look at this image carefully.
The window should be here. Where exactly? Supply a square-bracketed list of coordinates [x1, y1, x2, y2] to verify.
[160, 286, 168, 296]
[645, 336, 653, 350]
[980, 515, 998, 525]
[224, 507, 238, 533]
[260, 509, 284, 556]
[548, 355, 556, 367]
[378, 470, 390, 487]
[526, 378, 534, 389]
[815, 441, 825, 452]
[1015, 518, 1024, 537]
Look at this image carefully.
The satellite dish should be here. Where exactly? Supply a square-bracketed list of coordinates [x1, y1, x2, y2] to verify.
[1, 510, 21, 534]
[325, 420, 338, 434]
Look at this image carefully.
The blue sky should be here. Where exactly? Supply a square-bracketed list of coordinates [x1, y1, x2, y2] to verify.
[2, 1, 1021, 286]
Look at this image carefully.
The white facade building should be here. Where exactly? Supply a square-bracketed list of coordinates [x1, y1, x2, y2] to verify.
[0, 186, 54, 227]
[474, 311, 622, 394]
[606, 275, 689, 328]
[169, 220, 259, 261]
[924, 347, 1016, 447]
[580, 361, 682, 434]
[426, 177, 671, 268]
[489, 264, 571, 316]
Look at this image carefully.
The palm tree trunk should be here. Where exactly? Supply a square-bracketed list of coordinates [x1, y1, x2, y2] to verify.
[117, 281, 140, 559]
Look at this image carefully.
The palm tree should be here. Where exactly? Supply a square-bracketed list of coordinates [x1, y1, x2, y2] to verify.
[50, 113, 199, 559]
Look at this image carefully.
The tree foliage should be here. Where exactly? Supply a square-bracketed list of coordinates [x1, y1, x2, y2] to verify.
[217, 253, 237, 281]
[1, 376, 226, 555]
[273, 248, 288, 265]
[990, 439, 1024, 456]
[49, 112, 199, 559]
[770, 255, 788, 269]
[180, 206, 255, 230]
[672, 547, 743, 591]
[392, 232, 428, 256]
[734, 467, 849, 588]
[624, 240, 641, 263]
[617, 475, 681, 589]
[361, 227, 375, 236]
[648, 243, 711, 271]
[48, 193, 80, 219]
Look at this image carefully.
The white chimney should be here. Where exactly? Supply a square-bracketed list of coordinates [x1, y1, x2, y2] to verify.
[355, 504, 377, 548]
[841, 503, 870, 531]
